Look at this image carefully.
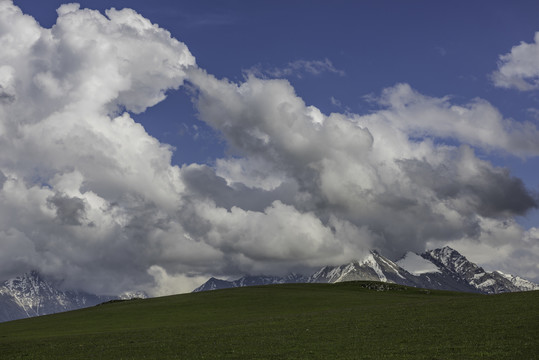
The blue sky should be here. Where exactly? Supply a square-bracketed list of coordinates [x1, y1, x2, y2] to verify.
[2, 1, 539, 293]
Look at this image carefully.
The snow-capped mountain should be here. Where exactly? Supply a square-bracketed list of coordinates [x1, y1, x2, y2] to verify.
[308, 250, 415, 286]
[194, 246, 539, 294]
[416, 247, 528, 294]
[118, 290, 149, 300]
[0, 271, 147, 323]
[193, 273, 307, 292]
[492, 271, 539, 291]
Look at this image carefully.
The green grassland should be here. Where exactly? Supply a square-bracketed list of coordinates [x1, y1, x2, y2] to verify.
[0, 282, 537, 359]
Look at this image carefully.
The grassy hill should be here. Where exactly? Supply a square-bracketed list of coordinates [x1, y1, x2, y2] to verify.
[0, 282, 537, 359]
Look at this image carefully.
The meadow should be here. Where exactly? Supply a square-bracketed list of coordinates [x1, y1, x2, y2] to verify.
[0, 281, 537, 359]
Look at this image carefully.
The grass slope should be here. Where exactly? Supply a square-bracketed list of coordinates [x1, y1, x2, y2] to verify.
[0, 282, 537, 359]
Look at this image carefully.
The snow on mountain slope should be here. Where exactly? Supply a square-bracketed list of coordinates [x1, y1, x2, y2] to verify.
[119, 290, 149, 300]
[494, 271, 539, 291]
[421, 247, 524, 294]
[307, 251, 414, 286]
[0, 271, 115, 323]
[422, 247, 479, 276]
[194, 247, 539, 295]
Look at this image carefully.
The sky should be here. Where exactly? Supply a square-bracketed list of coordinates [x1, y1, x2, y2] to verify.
[1, 0, 539, 295]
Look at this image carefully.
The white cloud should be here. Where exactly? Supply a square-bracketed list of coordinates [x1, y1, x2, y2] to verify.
[1, 1, 538, 297]
[191, 200, 372, 271]
[147, 265, 208, 297]
[376, 83, 539, 157]
[214, 157, 285, 190]
[0, 1, 197, 294]
[492, 32, 539, 91]
[188, 68, 538, 271]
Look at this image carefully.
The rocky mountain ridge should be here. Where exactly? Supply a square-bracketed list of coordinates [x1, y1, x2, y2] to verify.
[0, 271, 146, 323]
[194, 246, 539, 294]
[2, 246, 536, 322]
[193, 273, 307, 292]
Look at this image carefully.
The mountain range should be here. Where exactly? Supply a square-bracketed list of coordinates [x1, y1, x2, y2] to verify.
[1, 246, 536, 323]
[0, 271, 146, 323]
[194, 246, 539, 294]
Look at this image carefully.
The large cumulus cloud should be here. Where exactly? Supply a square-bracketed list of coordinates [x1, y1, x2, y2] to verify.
[0, 1, 199, 293]
[188, 69, 537, 261]
[0, 1, 538, 296]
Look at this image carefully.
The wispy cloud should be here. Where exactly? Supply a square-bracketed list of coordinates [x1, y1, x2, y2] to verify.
[435, 46, 447, 57]
[246, 58, 345, 79]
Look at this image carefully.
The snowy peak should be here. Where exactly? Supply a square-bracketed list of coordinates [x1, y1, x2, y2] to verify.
[307, 252, 380, 284]
[369, 251, 411, 282]
[494, 271, 539, 291]
[422, 246, 480, 276]
[194, 246, 539, 295]
[0, 271, 116, 323]
[234, 275, 285, 287]
[4, 271, 47, 296]
[193, 277, 235, 292]
[1, 271, 66, 317]
[119, 290, 149, 300]
[308, 265, 344, 284]
[308, 251, 412, 285]
[419, 247, 527, 294]
[283, 273, 307, 283]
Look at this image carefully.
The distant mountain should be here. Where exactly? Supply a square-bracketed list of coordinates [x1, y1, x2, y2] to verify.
[193, 273, 307, 292]
[0, 271, 146, 323]
[308, 250, 416, 286]
[415, 247, 528, 294]
[194, 246, 539, 294]
[492, 271, 539, 291]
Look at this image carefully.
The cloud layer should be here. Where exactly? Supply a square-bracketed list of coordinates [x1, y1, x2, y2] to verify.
[0, 2, 538, 295]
